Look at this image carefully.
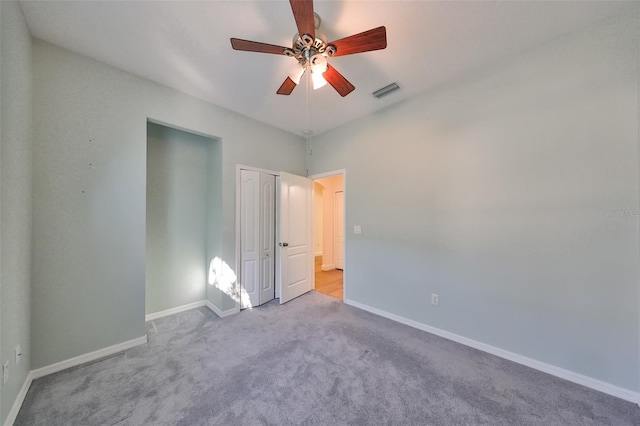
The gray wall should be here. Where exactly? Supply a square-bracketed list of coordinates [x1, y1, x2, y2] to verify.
[32, 39, 306, 369]
[309, 12, 639, 392]
[146, 123, 218, 315]
[0, 1, 33, 422]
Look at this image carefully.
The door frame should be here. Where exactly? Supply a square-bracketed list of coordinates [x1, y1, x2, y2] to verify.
[309, 169, 347, 300]
[235, 164, 279, 312]
[334, 190, 344, 270]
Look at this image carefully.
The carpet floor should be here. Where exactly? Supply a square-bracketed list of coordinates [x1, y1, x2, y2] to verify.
[15, 292, 640, 425]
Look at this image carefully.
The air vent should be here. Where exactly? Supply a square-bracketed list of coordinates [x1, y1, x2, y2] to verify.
[372, 82, 400, 98]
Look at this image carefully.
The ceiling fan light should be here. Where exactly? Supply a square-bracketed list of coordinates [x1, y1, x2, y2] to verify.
[309, 53, 328, 90]
[310, 54, 327, 74]
[290, 67, 306, 85]
[311, 70, 327, 90]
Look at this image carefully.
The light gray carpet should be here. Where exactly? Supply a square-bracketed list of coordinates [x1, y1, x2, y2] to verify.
[16, 292, 640, 425]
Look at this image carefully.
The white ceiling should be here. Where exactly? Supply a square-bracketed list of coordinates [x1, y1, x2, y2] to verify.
[19, 0, 633, 136]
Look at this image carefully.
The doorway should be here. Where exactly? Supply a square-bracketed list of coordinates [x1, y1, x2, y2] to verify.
[312, 173, 345, 300]
[145, 122, 220, 317]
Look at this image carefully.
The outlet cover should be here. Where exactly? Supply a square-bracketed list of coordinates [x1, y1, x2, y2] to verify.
[15, 345, 21, 365]
[431, 293, 439, 306]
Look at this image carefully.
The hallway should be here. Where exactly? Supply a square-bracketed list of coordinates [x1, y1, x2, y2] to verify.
[314, 256, 343, 300]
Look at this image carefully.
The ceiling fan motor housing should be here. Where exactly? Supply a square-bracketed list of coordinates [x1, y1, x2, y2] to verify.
[287, 33, 335, 68]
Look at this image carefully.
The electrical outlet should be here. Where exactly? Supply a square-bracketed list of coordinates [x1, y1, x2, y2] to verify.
[3, 361, 8, 384]
[15, 345, 22, 365]
[431, 293, 439, 306]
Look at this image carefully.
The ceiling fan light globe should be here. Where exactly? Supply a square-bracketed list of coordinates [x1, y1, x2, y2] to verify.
[313, 36, 327, 51]
[301, 34, 314, 46]
[290, 67, 306, 85]
[310, 54, 327, 74]
[311, 70, 328, 90]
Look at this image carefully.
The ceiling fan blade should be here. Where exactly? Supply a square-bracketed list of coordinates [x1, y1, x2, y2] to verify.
[290, 0, 315, 39]
[323, 64, 355, 97]
[230, 38, 289, 55]
[328, 26, 387, 57]
[277, 77, 298, 95]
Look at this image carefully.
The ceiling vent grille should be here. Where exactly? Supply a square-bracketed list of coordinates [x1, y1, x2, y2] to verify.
[372, 82, 400, 98]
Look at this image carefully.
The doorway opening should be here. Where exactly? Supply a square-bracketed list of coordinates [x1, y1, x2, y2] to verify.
[145, 121, 221, 318]
[312, 173, 345, 300]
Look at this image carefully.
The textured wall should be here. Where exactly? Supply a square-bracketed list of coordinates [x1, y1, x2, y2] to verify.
[309, 12, 639, 392]
[31, 40, 306, 369]
[0, 1, 33, 422]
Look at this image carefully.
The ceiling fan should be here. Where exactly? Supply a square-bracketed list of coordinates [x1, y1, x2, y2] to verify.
[230, 0, 387, 97]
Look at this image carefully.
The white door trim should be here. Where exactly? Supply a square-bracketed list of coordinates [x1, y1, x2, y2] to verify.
[310, 169, 346, 180]
[334, 190, 344, 270]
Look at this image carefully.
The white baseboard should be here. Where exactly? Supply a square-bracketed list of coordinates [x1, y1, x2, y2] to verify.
[204, 300, 239, 318]
[321, 264, 335, 271]
[145, 300, 207, 321]
[4, 336, 148, 426]
[344, 298, 640, 404]
[30, 335, 147, 381]
[4, 371, 34, 426]
[315, 251, 323, 256]
[4, 301, 241, 425]
[146, 299, 240, 321]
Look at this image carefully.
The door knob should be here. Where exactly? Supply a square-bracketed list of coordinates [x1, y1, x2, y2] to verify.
[279, 242, 289, 247]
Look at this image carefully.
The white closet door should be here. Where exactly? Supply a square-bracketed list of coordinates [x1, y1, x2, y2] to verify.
[240, 170, 260, 308]
[259, 173, 276, 304]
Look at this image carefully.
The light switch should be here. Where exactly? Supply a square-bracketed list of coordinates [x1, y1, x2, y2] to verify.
[354, 225, 362, 234]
